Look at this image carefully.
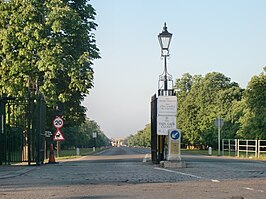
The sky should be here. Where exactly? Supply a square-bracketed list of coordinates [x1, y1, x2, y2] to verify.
[82, 0, 266, 139]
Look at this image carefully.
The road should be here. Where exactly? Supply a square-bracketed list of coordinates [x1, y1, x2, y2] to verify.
[1, 147, 266, 198]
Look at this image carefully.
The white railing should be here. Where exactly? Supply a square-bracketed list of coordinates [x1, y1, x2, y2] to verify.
[222, 139, 238, 156]
[258, 140, 266, 158]
[222, 139, 266, 158]
[237, 140, 257, 158]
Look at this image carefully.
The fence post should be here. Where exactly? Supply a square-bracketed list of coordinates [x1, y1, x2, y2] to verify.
[222, 139, 224, 156]
[235, 139, 238, 157]
[246, 140, 248, 158]
[237, 139, 240, 157]
[258, 140, 260, 158]
[228, 139, 231, 156]
[256, 140, 258, 158]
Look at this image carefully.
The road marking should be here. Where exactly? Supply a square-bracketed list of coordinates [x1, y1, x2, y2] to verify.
[154, 167, 203, 179]
[244, 187, 264, 193]
[143, 154, 149, 162]
[245, 187, 254, 191]
[154, 167, 221, 183]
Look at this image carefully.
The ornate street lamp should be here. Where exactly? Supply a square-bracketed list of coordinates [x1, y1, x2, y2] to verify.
[158, 22, 172, 57]
[158, 23, 173, 92]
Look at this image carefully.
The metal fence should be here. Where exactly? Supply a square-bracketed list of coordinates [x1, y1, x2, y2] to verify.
[0, 94, 46, 165]
[222, 139, 266, 158]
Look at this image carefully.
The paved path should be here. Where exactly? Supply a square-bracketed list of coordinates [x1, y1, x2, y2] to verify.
[0, 165, 36, 179]
[1, 147, 266, 198]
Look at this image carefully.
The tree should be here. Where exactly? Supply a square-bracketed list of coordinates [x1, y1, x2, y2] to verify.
[0, 0, 100, 127]
[237, 67, 266, 139]
[174, 74, 201, 146]
[174, 72, 243, 147]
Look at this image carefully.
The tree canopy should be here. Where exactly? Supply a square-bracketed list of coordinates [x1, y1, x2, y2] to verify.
[237, 67, 266, 139]
[61, 118, 110, 149]
[127, 68, 265, 148]
[0, 0, 100, 126]
[174, 72, 243, 147]
[126, 124, 151, 147]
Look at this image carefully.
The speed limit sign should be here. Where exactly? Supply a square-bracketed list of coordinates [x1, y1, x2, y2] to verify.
[53, 116, 64, 129]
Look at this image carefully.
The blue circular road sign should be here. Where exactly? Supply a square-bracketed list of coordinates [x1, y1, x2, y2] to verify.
[170, 130, 180, 140]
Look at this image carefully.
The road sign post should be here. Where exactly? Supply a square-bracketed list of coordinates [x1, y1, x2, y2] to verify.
[167, 129, 181, 161]
[57, 141, 60, 158]
[215, 116, 224, 155]
[93, 132, 97, 152]
[52, 116, 65, 159]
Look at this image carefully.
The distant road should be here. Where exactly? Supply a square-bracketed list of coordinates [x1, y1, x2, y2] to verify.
[1, 146, 266, 199]
[65, 146, 150, 163]
[96, 146, 150, 156]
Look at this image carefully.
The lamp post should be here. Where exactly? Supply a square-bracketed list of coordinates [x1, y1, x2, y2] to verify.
[158, 23, 173, 93]
[156, 23, 174, 162]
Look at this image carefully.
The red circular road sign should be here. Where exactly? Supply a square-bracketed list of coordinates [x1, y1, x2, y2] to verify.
[53, 116, 64, 129]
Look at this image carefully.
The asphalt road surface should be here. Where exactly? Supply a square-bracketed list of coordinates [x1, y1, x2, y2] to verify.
[1, 147, 266, 199]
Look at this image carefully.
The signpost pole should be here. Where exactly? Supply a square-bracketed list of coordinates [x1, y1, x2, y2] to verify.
[215, 116, 223, 156]
[218, 116, 221, 156]
[93, 138, 96, 152]
[57, 141, 60, 158]
[93, 132, 97, 152]
[52, 116, 65, 160]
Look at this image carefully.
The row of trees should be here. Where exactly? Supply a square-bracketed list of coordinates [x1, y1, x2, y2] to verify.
[125, 124, 151, 147]
[127, 68, 265, 148]
[61, 118, 111, 149]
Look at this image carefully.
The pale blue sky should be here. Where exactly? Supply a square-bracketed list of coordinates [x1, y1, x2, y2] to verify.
[83, 0, 266, 138]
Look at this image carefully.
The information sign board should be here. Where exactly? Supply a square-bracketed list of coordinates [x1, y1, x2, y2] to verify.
[44, 131, 52, 138]
[157, 115, 176, 135]
[157, 96, 177, 116]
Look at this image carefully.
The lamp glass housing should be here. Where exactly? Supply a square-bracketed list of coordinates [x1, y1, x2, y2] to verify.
[158, 23, 172, 56]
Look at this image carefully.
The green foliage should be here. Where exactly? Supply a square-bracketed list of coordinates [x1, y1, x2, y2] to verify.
[0, 0, 100, 127]
[124, 69, 264, 149]
[126, 124, 151, 147]
[174, 72, 243, 147]
[174, 68, 265, 147]
[61, 118, 110, 149]
[237, 67, 266, 139]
